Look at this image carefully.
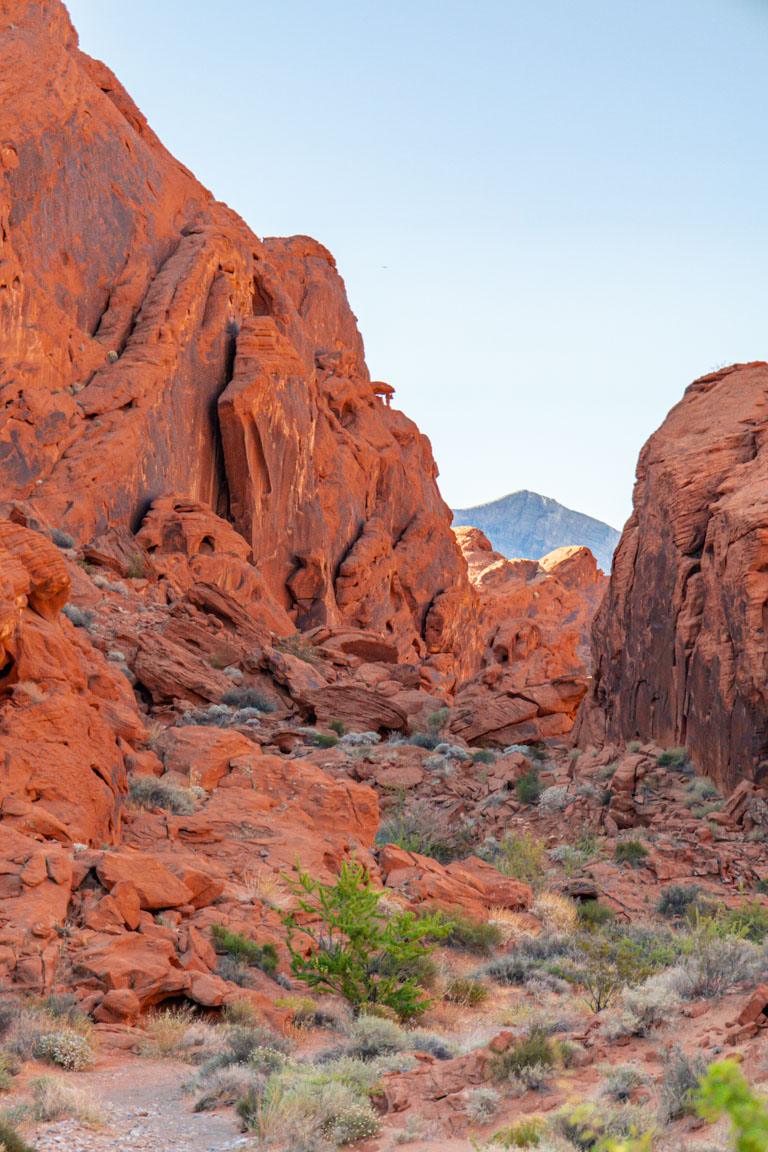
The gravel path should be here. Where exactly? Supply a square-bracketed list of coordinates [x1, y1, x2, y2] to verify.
[27, 1059, 253, 1152]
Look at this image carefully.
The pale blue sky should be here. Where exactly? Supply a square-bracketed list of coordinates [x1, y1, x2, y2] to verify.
[66, 0, 768, 530]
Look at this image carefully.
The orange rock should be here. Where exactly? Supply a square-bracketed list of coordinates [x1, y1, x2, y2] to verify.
[96, 851, 194, 911]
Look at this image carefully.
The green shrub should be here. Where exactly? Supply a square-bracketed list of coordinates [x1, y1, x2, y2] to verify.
[491, 1026, 555, 1083]
[515, 769, 541, 805]
[344, 1016, 407, 1060]
[715, 900, 768, 943]
[221, 687, 277, 712]
[563, 929, 654, 1013]
[434, 910, 502, 955]
[483, 1118, 542, 1147]
[578, 900, 616, 928]
[445, 977, 488, 1007]
[656, 747, 691, 771]
[602, 1065, 647, 1103]
[656, 884, 702, 920]
[755, 878, 768, 896]
[329, 718, 345, 736]
[315, 733, 340, 749]
[471, 748, 494, 765]
[0, 1123, 35, 1152]
[697, 1058, 768, 1150]
[613, 841, 649, 868]
[407, 731, 441, 750]
[494, 833, 546, 887]
[210, 925, 278, 978]
[281, 859, 449, 1021]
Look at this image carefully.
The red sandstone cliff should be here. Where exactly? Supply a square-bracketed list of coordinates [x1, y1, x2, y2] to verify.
[577, 361, 768, 790]
[0, 0, 477, 675]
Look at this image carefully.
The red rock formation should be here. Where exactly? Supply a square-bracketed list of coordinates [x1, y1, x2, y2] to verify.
[0, 0, 477, 676]
[577, 362, 768, 790]
[449, 527, 605, 745]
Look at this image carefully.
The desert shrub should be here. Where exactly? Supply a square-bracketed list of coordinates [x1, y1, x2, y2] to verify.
[221, 687, 276, 712]
[128, 774, 196, 815]
[613, 841, 649, 868]
[140, 1004, 197, 1059]
[615, 968, 684, 1036]
[407, 731, 441, 750]
[315, 733, 340, 748]
[465, 1085, 501, 1122]
[534, 890, 579, 934]
[34, 1030, 94, 1071]
[577, 900, 616, 928]
[0, 1122, 35, 1152]
[658, 1047, 708, 1122]
[562, 929, 654, 1013]
[198, 1024, 289, 1077]
[210, 925, 279, 978]
[50, 528, 76, 549]
[656, 746, 691, 771]
[679, 935, 768, 998]
[539, 786, 569, 813]
[445, 976, 488, 1007]
[494, 833, 547, 887]
[715, 900, 768, 943]
[340, 731, 380, 747]
[62, 603, 95, 632]
[697, 1058, 768, 1150]
[344, 1015, 407, 1060]
[434, 910, 502, 955]
[602, 1065, 648, 1102]
[472, 748, 495, 765]
[408, 1029, 455, 1059]
[482, 931, 572, 986]
[755, 877, 768, 896]
[375, 798, 475, 864]
[329, 718, 346, 736]
[273, 995, 347, 1031]
[515, 769, 541, 805]
[236, 1067, 380, 1146]
[282, 859, 448, 1021]
[274, 634, 319, 664]
[656, 883, 702, 920]
[491, 1027, 564, 1091]
[481, 1118, 543, 1147]
[29, 1074, 101, 1124]
[192, 1064, 257, 1112]
[551, 1101, 649, 1151]
[686, 775, 721, 802]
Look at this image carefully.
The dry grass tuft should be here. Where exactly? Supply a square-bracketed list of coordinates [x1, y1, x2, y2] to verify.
[534, 889, 579, 934]
[243, 867, 292, 910]
[30, 1076, 102, 1125]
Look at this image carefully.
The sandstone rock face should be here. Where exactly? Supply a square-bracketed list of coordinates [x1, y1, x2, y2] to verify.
[578, 363, 768, 789]
[0, 0, 477, 676]
[449, 528, 605, 746]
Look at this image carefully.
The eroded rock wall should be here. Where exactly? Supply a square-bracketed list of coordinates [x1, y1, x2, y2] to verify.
[0, 0, 477, 675]
[577, 362, 768, 789]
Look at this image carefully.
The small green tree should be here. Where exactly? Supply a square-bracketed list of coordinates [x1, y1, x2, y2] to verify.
[697, 1059, 768, 1152]
[563, 929, 654, 1012]
[281, 859, 448, 1021]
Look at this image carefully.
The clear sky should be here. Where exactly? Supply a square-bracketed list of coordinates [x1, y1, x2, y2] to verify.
[66, 0, 768, 531]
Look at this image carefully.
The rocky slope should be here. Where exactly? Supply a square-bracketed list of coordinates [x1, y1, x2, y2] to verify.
[452, 490, 620, 573]
[0, 0, 477, 677]
[448, 529, 606, 746]
[577, 361, 768, 791]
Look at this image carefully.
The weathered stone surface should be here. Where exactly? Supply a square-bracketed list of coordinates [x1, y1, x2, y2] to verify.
[0, 4, 477, 673]
[577, 362, 768, 789]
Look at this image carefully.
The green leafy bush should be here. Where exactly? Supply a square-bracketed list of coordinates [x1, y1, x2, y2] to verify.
[329, 718, 345, 736]
[491, 1026, 556, 1084]
[494, 833, 546, 887]
[656, 746, 691, 771]
[515, 769, 541, 805]
[563, 929, 654, 1012]
[433, 910, 502, 955]
[471, 748, 495, 764]
[697, 1058, 768, 1151]
[315, 733, 340, 748]
[281, 859, 448, 1021]
[481, 1118, 542, 1146]
[613, 841, 649, 868]
[578, 900, 616, 928]
[656, 883, 703, 920]
[210, 925, 278, 978]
